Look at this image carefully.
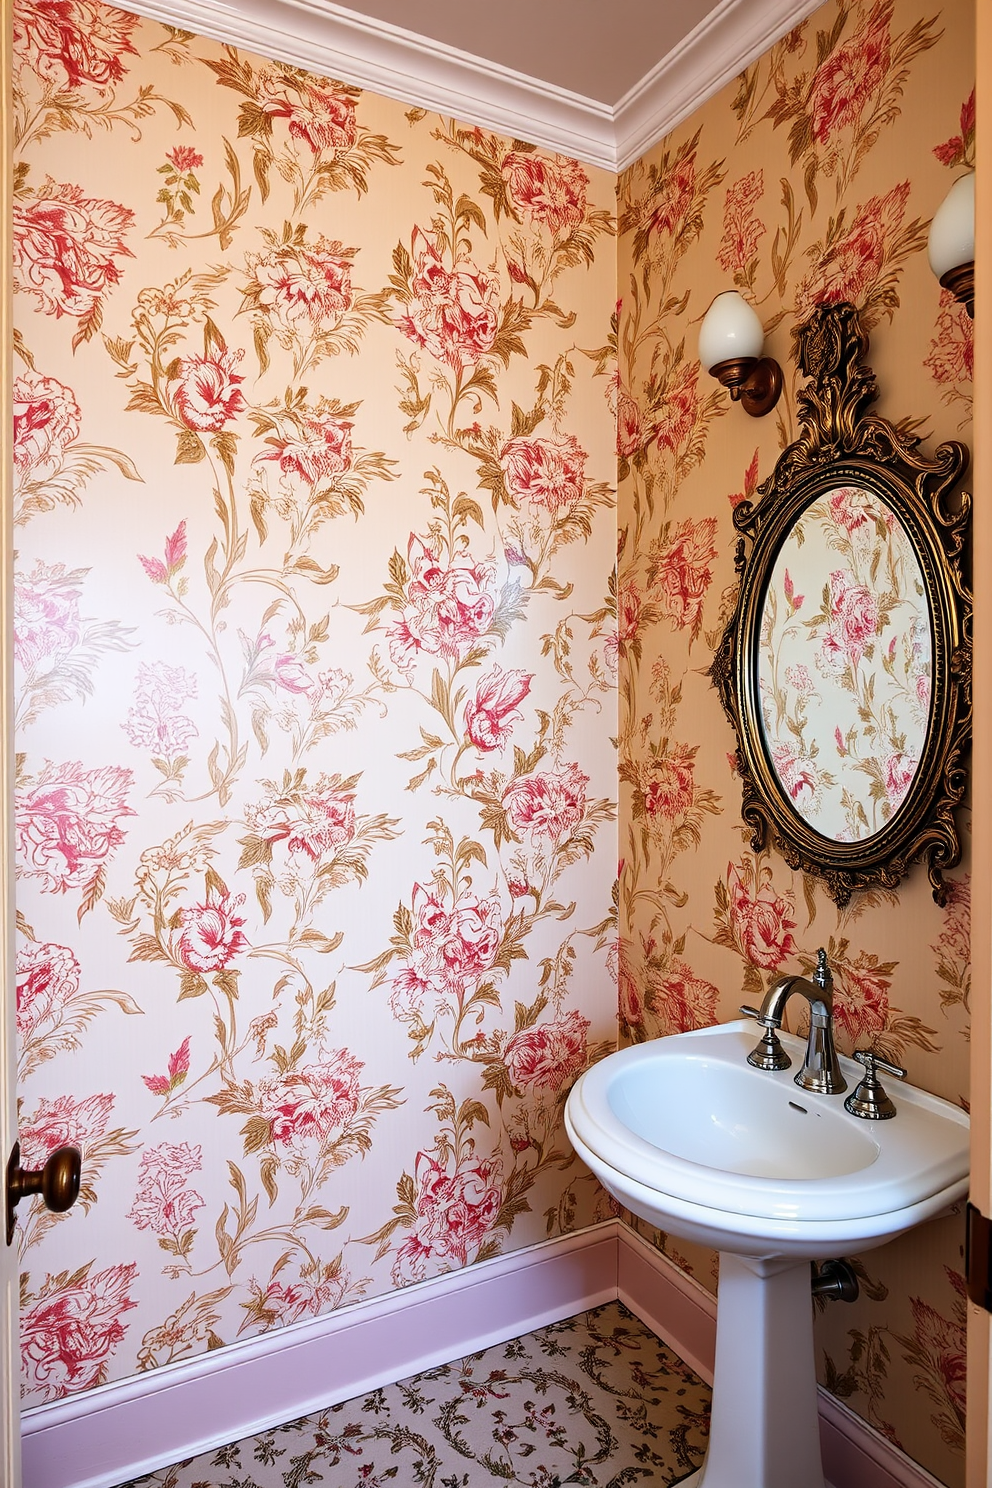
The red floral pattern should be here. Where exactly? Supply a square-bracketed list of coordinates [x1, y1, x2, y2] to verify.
[392, 1149, 503, 1285]
[464, 667, 532, 753]
[501, 435, 587, 512]
[257, 1051, 363, 1147]
[503, 1011, 590, 1093]
[175, 887, 248, 972]
[504, 763, 588, 843]
[807, 1, 892, 144]
[501, 152, 588, 233]
[13, 182, 134, 321]
[726, 860, 797, 972]
[127, 1142, 205, 1236]
[21, 1262, 138, 1401]
[16, 761, 134, 895]
[717, 171, 766, 274]
[167, 349, 246, 432]
[14, 0, 139, 89]
[396, 228, 499, 371]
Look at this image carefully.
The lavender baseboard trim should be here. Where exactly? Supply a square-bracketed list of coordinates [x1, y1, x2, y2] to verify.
[21, 1225, 618, 1488]
[22, 1220, 947, 1488]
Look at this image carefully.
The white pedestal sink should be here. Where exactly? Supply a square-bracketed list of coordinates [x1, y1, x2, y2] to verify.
[565, 1020, 969, 1488]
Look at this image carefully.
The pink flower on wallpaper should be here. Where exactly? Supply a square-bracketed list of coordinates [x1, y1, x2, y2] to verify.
[14, 562, 82, 677]
[883, 752, 917, 810]
[257, 1050, 363, 1147]
[643, 746, 696, 821]
[167, 348, 246, 433]
[257, 417, 353, 484]
[611, 377, 643, 459]
[165, 145, 204, 174]
[807, 0, 892, 145]
[392, 1149, 503, 1285]
[19, 1091, 114, 1170]
[645, 155, 697, 241]
[123, 662, 198, 760]
[933, 89, 976, 168]
[726, 860, 797, 972]
[903, 1282, 967, 1443]
[272, 653, 313, 694]
[770, 743, 822, 810]
[728, 448, 760, 511]
[500, 151, 588, 234]
[617, 581, 641, 659]
[250, 787, 357, 862]
[653, 362, 700, 454]
[392, 884, 502, 1017]
[138, 521, 187, 585]
[127, 1142, 205, 1236]
[396, 228, 499, 372]
[14, 0, 140, 90]
[388, 538, 498, 673]
[504, 763, 589, 843]
[821, 568, 880, 670]
[925, 290, 974, 388]
[13, 182, 134, 321]
[717, 171, 766, 275]
[647, 517, 718, 636]
[501, 434, 587, 513]
[649, 958, 719, 1034]
[247, 241, 353, 335]
[21, 1261, 138, 1401]
[828, 486, 875, 534]
[245, 1268, 350, 1330]
[464, 667, 532, 752]
[503, 1011, 590, 1093]
[142, 1036, 192, 1098]
[259, 73, 358, 154]
[933, 875, 970, 967]
[13, 372, 81, 486]
[175, 887, 248, 973]
[833, 960, 890, 1045]
[16, 760, 134, 894]
[613, 938, 643, 1031]
[16, 940, 81, 1046]
[795, 182, 910, 316]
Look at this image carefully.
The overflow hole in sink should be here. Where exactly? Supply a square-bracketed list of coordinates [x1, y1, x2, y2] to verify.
[789, 1101, 808, 1114]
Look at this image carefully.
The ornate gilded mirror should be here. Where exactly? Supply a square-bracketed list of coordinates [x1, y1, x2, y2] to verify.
[711, 302, 971, 907]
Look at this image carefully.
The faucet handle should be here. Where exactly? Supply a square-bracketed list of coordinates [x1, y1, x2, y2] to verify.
[853, 1049, 906, 1081]
[740, 1005, 791, 1072]
[845, 1049, 906, 1120]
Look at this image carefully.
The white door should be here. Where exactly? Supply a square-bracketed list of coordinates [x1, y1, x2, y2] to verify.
[1, 3, 23, 1479]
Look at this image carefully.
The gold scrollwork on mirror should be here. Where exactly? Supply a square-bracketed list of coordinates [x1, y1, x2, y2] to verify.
[710, 301, 971, 907]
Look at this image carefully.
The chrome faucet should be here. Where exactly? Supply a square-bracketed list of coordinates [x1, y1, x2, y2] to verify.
[740, 948, 848, 1096]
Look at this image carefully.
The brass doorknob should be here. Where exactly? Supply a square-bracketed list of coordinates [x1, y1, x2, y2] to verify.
[5, 1141, 82, 1245]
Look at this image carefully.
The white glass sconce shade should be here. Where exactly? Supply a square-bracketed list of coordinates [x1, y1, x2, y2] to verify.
[699, 292, 766, 369]
[699, 292, 782, 418]
[928, 173, 975, 278]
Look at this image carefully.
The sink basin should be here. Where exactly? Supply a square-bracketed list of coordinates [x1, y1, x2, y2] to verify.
[565, 1018, 969, 1258]
[565, 1017, 970, 1488]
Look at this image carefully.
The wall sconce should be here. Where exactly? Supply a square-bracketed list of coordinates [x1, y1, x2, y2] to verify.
[699, 291, 783, 418]
[928, 172, 974, 318]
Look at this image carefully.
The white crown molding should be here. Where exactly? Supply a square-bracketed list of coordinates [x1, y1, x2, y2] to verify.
[122, 0, 823, 170]
[22, 1219, 942, 1488]
[614, 0, 824, 171]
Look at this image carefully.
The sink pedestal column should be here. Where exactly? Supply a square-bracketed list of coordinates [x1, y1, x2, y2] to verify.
[682, 1252, 824, 1488]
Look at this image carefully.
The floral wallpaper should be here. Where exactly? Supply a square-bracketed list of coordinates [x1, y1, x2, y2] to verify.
[616, 0, 973, 1482]
[12, 0, 618, 1411]
[11, 0, 977, 1484]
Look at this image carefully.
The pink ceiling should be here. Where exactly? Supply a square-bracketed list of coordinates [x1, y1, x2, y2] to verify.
[332, 0, 726, 103]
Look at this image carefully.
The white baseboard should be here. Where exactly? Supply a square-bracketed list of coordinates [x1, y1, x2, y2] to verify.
[22, 1220, 946, 1488]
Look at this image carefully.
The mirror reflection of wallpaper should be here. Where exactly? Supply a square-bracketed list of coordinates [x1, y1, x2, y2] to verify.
[616, 1, 972, 1483]
[758, 486, 931, 842]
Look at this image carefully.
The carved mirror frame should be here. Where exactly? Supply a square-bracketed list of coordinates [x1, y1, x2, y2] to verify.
[711, 302, 971, 907]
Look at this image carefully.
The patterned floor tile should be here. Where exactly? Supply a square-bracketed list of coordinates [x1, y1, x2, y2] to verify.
[124, 1302, 711, 1486]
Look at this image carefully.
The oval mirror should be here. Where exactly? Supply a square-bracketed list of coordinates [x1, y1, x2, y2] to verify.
[711, 302, 971, 906]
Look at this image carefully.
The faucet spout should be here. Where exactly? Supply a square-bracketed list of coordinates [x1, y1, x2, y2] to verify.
[750, 949, 847, 1095]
